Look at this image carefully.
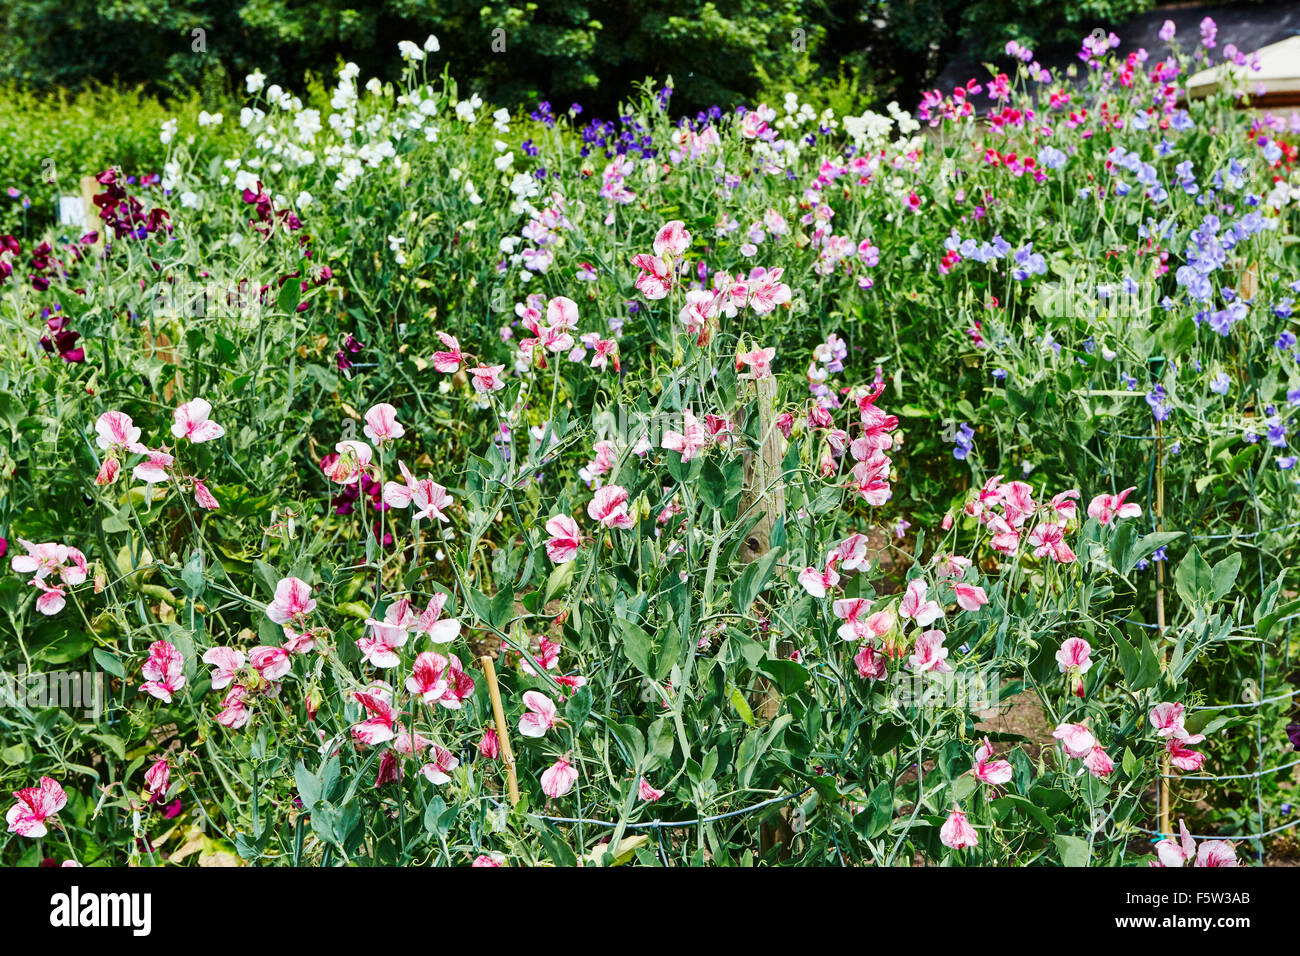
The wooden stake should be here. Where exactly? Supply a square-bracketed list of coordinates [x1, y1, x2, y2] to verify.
[480, 654, 520, 807]
[737, 374, 793, 856]
[79, 176, 103, 249]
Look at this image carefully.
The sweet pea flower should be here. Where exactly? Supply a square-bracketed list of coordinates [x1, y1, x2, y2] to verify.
[95, 410, 144, 454]
[470, 363, 508, 393]
[410, 593, 461, 645]
[854, 644, 888, 680]
[952, 582, 988, 612]
[6, 777, 67, 838]
[31, 578, 67, 615]
[144, 759, 171, 803]
[545, 514, 581, 563]
[249, 645, 292, 681]
[736, 346, 776, 380]
[1084, 745, 1115, 779]
[358, 608, 411, 668]
[139, 640, 186, 702]
[266, 577, 316, 625]
[10, 540, 87, 586]
[363, 403, 405, 446]
[518, 690, 560, 738]
[908, 629, 952, 673]
[351, 689, 398, 746]
[631, 253, 672, 299]
[1052, 722, 1097, 759]
[432, 332, 464, 372]
[940, 806, 978, 849]
[132, 449, 175, 485]
[322, 440, 374, 484]
[1028, 521, 1076, 563]
[587, 484, 635, 529]
[972, 737, 1014, 786]
[1167, 738, 1207, 772]
[1055, 637, 1093, 675]
[1153, 819, 1237, 867]
[661, 408, 707, 462]
[653, 220, 691, 257]
[406, 651, 450, 703]
[899, 579, 943, 627]
[639, 778, 665, 802]
[383, 461, 453, 522]
[420, 745, 461, 785]
[202, 647, 246, 690]
[216, 685, 251, 729]
[1149, 702, 1201, 741]
[1087, 487, 1142, 525]
[171, 398, 225, 443]
[798, 555, 841, 598]
[541, 757, 578, 798]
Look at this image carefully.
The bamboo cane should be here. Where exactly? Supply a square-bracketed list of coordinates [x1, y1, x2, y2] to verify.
[480, 654, 520, 807]
[1155, 418, 1172, 836]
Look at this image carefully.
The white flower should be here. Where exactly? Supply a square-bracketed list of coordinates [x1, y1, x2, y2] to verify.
[492, 108, 511, 132]
[339, 62, 360, 82]
[494, 152, 514, 171]
[398, 40, 424, 61]
[234, 170, 259, 192]
[366, 77, 383, 95]
[296, 191, 313, 208]
[294, 109, 322, 142]
[245, 70, 266, 93]
[180, 191, 200, 209]
[160, 118, 178, 145]
[424, 34, 440, 52]
[198, 110, 223, 128]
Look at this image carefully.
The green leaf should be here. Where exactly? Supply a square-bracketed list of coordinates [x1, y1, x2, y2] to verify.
[1125, 531, 1183, 575]
[1054, 834, 1091, 867]
[564, 685, 591, 735]
[852, 781, 893, 839]
[295, 761, 321, 810]
[614, 617, 654, 677]
[728, 683, 756, 727]
[181, 550, 206, 599]
[92, 648, 125, 679]
[1175, 546, 1212, 607]
[732, 547, 783, 615]
[1211, 553, 1241, 602]
[543, 560, 575, 603]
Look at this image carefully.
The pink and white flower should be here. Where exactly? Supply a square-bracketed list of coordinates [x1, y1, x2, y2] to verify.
[383, 461, 453, 522]
[545, 514, 582, 563]
[139, 640, 186, 702]
[908, 629, 952, 673]
[171, 398, 225, 443]
[363, 402, 405, 445]
[1087, 487, 1142, 525]
[202, 647, 246, 690]
[899, 579, 943, 628]
[540, 757, 578, 798]
[587, 484, 635, 529]
[266, 577, 316, 625]
[940, 806, 978, 849]
[518, 690, 559, 738]
[972, 737, 1014, 786]
[6, 776, 67, 838]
